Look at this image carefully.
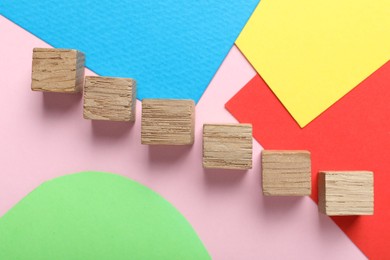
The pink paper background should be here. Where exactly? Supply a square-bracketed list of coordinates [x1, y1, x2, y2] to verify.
[0, 16, 365, 259]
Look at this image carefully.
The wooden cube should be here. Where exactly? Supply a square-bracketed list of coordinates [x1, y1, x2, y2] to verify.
[318, 171, 374, 216]
[262, 150, 311, 196]
[203, 124, 252, 170]
[31, 48, 85, 93]
[141, 99, 195, 145]
[83, 76, 136, 121]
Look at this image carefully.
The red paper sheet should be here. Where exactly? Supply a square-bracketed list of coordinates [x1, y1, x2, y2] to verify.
[225, 61, 390, 259]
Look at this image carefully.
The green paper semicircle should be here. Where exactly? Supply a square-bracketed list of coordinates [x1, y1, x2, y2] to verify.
[0, 171, 210, 260]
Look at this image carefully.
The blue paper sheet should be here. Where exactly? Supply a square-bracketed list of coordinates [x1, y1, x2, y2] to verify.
[1, 1, 259, 102]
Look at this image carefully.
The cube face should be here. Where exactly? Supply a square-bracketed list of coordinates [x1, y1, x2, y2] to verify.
[31, 48, 85, 93]
[141, 99, 195, 145]
[83, 76, 136, 122]
[318, 171, 374, 216]
[203, 124, 252, 170]
[261, 150, 311, 196]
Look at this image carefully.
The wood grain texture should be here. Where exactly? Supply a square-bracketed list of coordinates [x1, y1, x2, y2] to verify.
[261, 150, 311, 196]
[203, 124, 252, 170]
[141, 99, 195, 145]
[31, 48, 85, 93]
[318, 171, 374, 216]
[83, 76, 136, 122]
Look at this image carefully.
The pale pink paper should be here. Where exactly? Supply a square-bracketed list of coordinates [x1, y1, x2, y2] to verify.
[0, 16, 365, 259]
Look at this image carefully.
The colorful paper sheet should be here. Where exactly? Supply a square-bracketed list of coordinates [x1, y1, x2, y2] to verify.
[225, 61, 390, 259]
[236, 0, 390, 127]
[0, 172, 210, 259]
[0, 0, 258, 103]
[0, 15, 366, 259]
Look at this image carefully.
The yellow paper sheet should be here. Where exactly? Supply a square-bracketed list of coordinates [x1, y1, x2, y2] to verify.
[236, 0, 390, 127]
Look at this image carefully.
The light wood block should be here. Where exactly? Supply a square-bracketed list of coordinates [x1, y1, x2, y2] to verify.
[83, 76, 136, 122]
[203, 124, 252, 170]
[141, 99, 195, 145]
[31, 48, 85, 93]
[262, 150, 311, 196]
[318, 171, 374, 216]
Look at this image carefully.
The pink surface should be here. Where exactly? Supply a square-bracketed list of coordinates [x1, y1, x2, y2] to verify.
[0, 16, 365, 259]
